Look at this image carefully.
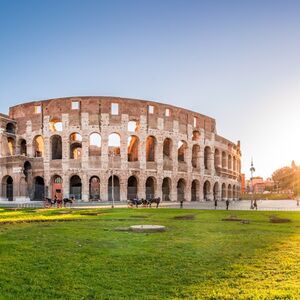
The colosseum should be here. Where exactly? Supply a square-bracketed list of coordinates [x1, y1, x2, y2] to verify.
[0, 96, 241, 203]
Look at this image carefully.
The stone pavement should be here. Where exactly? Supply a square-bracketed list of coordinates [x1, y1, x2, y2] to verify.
[1, 199, 300, 211]
[160, 200, 300, 211]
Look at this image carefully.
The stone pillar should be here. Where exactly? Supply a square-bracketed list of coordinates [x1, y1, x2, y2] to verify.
[44, 174, 51, 198]
[81, 173, 89, 202]
[26, 121, 33, 157]
[100, 173, 108, 201]
[172, 121, 179, 173]
[120, 131, 128, 170]
[156, 177, 162, 199]
[63, 174, 70, 199]
[185, 179, 191, 202]
[156, 135, 163, 175]
[120, 175, 127, 201]
[199, 180, 204, 201]
[139, 115, 147, 170]
[171, 179, 177, 202]
[138, 177, 145, 199]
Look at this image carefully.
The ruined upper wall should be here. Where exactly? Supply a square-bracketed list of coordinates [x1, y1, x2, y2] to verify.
[8, 96, 217, 133]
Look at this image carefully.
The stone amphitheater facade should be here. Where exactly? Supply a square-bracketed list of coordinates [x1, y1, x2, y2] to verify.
[0, 96, 241, 202]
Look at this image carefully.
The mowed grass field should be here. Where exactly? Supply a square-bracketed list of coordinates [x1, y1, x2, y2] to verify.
[0, 208, 299, 300]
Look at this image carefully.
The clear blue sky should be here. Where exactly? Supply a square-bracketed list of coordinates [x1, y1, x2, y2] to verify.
[1, 0, 300, 178]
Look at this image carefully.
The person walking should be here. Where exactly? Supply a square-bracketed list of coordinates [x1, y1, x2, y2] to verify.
[253, 199, 258, 210]
[214, 199, 217, 210]
[226, 199, 229, 210]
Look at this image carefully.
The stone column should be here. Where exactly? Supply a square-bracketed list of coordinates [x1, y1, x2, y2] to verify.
[156, 177, 162, 199]
[100, 173, 108, 201]
[63, 174, 70, 199]
[81, 172, 89, 202]
[26, 121, 33, 157]
[185, 179, 191, 202]
[171, 178, 178, 202]
[139, 115, 147, 170]
[119, 175, 127, 201]
[138, 177, 145, 199]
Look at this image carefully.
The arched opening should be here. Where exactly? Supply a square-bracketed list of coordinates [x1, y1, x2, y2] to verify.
[204, 146, 211, 170]
[7, 137, 15, 156]
[228, 155, 232, 170]
[89, 133, 101, 156]
[23, 162, 33, 199]
[33, 176, 44, 201]
[214, 149, 220, 169]
[127, 176, 138, 200]
[178, 140, 187, 162]
[2, 176, 13, 201]
[222, 183, 226, 200]
[6, 123, 15, 134]
[233, 156, 236, 172]
[222, 152, 227, 168]
[227, 184, 232, 200]
[163, 138, 173, 170]
[213, 182, 219, 200]
[127, 135, 139, 162]
[203, 180, 211, 200]
[192, 144, 200, 168]
[108, 133, 121, 156]
[233, 185, 236, 200]
[108, 175, 120, 201]
[163, 138, 172, 160]
[128, 121, 138, 132]
[162, 177, 171, 201]
[52, 175, 63, 200]
[192, 130, 200, 141]
[49, 118, 63, 132]
[191, 180, 200, 201]
[146, 136, 156, 162]
[19, 139, 27, 156]
[89, 176, 100, 201]
[70, 175, 82, 200]
[146, 177, 156, 200]
[70, 133, 82, 159]
[177, 179, 186, 201]
[33, 135, 44, 157]
[51, 135, 62, 159]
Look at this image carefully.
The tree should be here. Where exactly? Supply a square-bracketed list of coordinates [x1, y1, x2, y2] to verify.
[272, 164, 300, 196]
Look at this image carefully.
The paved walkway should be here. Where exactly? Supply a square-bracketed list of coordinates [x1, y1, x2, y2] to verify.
[1, 200, 300, 211]
[160, 200, 300, 211]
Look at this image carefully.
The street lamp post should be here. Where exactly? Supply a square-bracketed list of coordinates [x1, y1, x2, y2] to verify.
[250, 158, 255, 208]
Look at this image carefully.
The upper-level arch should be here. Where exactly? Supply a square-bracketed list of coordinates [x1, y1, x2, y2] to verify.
[146, 136, 156, 162]
[89, 133, 101, 156]
[70, 133, 82, 159]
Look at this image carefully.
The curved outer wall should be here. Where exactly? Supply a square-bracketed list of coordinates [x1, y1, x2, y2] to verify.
[0, 96, 241, 202]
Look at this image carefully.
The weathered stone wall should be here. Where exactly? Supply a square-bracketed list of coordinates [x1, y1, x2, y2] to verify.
[0, 97, 241, 202]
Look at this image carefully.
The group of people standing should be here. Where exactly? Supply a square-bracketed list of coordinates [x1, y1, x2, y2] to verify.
[214, 199, 231, 210]
[213, 199, 258, 210]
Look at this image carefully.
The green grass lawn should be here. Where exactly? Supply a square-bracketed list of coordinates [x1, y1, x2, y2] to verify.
[0, 208, 299, 300]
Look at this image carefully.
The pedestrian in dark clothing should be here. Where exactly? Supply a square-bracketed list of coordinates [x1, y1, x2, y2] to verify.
[226, 199, 229, 210]
[253, 199, 258, 210]
[180, 198, 184, 208]
[214, 199, 217, 210]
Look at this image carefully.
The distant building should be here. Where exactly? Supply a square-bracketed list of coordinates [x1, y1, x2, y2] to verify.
[246, 176, 275, 194]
